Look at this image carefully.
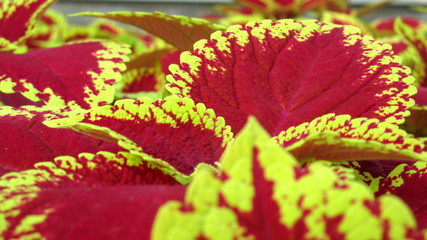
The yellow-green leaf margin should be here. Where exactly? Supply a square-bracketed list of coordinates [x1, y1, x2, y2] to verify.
[152, 118, 419, 240]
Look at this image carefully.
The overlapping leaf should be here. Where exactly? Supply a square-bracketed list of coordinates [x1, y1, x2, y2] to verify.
[213, 5, 266, 26]
[395, 18, 427, 86]
[235, 0, 333, 17]
[167, 19, 416, 135]
[372, 17, 427, 37]
[400, 87, 427, 137]
[373, 161, 427, 230]
[234, 0, 290, 15]
[46, 96, 233, 179]
[120, 48, 173, 93]
[0, 151, 184, 240]
[0, 106, 122, 173]
[275, 114, 425, 162]
[0, 0, 57, 50]
[73, 11, 226, 51]
[0, 41, 130, 109]
[25, 9, 68, 49]
[152, 118, 419, 240]
[320, 11, 373, 35]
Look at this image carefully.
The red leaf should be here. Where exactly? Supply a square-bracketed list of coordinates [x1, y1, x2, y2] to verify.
[375, 162, 427, 230]
[167, 20, 415, 135]
[153, 118, 419, 239]
[0, 0, 57, 45]
[276, 114, 424, 162]
[120, 48, 173, 93]
[372, 17, 426, 36]
[0, 106, 122, 172]
[394, 18, 427, 86]
[161, 50, 182, 76]
[0, 152, 185, 239]
[0, 41, 130, 109]
[46, 96, 233, 177]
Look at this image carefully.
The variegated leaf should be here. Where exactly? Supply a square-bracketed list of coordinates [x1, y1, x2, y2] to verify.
[0, 106, 122, 173]
[275, 114, 425, 162]
[120, 48, 173, 93]
[372, 17, 427, 37]
[167, 19, 416, 135]
[373, 161, 427, 230]
[0, 151, 184, 239]
[394, 18, 427, 86]
[0, 41, 130, 109]
[25, 9, 67, 49]
[46, 96, 233, 179]
[0, 0, 57, 49]
[152, 118, 419, 240]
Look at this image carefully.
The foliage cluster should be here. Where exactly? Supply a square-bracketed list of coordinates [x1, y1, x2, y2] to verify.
[1, 0, 427, 239]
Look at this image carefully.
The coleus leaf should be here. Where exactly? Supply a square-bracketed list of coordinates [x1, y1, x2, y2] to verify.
[377, 36, 409, 55]
[0, 0, 57, 50]
[0, 106, 122, 173]
[394, 18, 427, 86]
[167, 19, 416, 135]
[25, 9, 68, 49]
[371, 17, 427, 37]
[320, 11, 373, 36]
[161, 50, 182, 77]
[337, 160, 414, 185]
[46, 95, 233, 181]
[0, 151, 185, 239]
[372, 161, 427, 230]
[0, 41, 130, 109]
[235, 0, 339, 17]
[120, 48, 174, 93]
[152, 118, 420, 239]
[213, 5, 266, 26]
[400, 86, 427, 137]
[275, 113, 425, 162]
[72, 11, 226, 51]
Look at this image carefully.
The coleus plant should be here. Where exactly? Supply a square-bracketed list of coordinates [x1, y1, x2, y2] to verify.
[1, 0, 427, 239]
